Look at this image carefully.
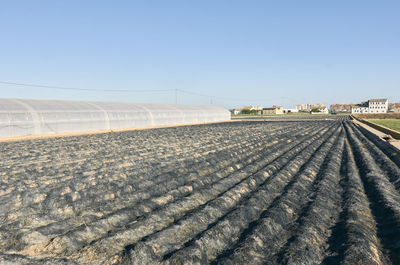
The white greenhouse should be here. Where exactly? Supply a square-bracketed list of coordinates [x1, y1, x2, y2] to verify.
[0, 98, 231, 138]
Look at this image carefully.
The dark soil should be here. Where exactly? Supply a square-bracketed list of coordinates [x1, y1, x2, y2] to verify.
[1, 116, 399, 264]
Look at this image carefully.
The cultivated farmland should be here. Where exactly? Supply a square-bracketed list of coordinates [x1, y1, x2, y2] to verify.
[1, 117, 400, 265]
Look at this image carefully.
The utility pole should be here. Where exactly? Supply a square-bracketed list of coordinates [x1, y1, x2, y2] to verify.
[175, 88, 178, 104]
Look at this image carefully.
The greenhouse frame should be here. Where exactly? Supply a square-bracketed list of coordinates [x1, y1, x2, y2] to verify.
[0, 98, 231, 138]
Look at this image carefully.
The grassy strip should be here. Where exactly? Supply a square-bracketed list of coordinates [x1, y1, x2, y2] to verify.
[353, 113, 400, 119]
[369, 120, 400, 133]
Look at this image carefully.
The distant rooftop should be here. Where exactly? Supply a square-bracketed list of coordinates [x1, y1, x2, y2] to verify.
[369, 99, 387, 102]
[311, 106, 327, 109]
[263, 106, 282, 110]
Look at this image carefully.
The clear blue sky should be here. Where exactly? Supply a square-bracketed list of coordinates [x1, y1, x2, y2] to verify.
[0, 0, 399, 108]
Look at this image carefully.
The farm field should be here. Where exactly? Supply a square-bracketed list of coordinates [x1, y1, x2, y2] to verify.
[1, 117, 400, 264]
[369, 119, 400, 133]
[232, 114, 337, 121]
[232, 113, 310, 117]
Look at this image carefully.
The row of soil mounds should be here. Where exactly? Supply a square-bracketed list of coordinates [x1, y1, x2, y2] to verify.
[1, 116, 400, 264]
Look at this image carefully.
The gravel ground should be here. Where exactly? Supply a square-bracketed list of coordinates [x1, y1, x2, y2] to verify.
[1, 117, 399, 265]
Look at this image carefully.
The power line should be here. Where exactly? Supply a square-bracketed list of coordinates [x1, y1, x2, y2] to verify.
[0, 80, 293, 103]
[0, 81, 175, 93]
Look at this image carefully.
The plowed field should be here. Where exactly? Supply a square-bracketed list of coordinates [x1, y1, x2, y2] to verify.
[1, 117, 400, 265]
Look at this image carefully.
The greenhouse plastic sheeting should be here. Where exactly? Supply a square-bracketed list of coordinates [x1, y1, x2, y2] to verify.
[0, 98, 231, 138]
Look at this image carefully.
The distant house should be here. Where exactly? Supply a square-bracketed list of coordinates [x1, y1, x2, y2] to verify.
[232, 106, 252, 115]
[283, 108, 299, 113]
[250, 106, 263, 115]
[296, 104, 327, 113]
[232, 109, 242, 115]
[262, 106, 283, 115]
[329, 104, 352, 113]
[351, 99, 388, 114]
[391, 107, 400, 113]
[389, 102, 400, 113]
[311, 106, 329, 114]
[296, 104, 313, 112]
[351, 102, 369, 114]
[233, 106, 261, 115]
[369, 99, 389, 113]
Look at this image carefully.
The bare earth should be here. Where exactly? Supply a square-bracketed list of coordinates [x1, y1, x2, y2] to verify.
[1, 116, 400, 264]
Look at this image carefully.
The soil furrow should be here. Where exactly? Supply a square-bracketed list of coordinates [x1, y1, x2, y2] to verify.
[345, 122, 400, 264]
[16, 125, 313, 255]
[70, 123, 336, 263]
[348, 122, 400, 191]
[134, 125, 341, 265]
[3, 117, 398, 265]
[273, 129, 345, 265]
[333, 137, 388, 265]
[213, 125, 343, 265]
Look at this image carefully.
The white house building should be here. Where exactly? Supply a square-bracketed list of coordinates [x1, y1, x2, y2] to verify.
[283, 108, 299, 113]
[311, 106, 329, 114]
[351, 99, 388, 114]
[318, 106, 329, 114]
